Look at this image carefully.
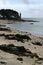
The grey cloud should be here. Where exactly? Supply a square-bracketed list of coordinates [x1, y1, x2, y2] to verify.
[22, 0, 29, 4]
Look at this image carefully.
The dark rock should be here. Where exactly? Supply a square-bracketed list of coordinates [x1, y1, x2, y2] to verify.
[32, 42, 42, 46]
[17, 58, 23, 61]
[16, 46, 27, 54]
[0, 61, 7, 64]
[0, 44, 31, 56]
[0, 44, 41, 59]
[0, 34, 5, 36]
[30, 23, 33, 24]
[0, 27, 11, 32]
[0, 33, 31, 43]
[7, 44, 14, 47]
[15, 34, 31, 40]
[28, 53, 39, 58]
[38, 58, 43, 60]
[5, 34, 31, 43]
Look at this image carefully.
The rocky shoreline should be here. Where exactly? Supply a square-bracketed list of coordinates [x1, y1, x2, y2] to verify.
[0, 24, 43, 65]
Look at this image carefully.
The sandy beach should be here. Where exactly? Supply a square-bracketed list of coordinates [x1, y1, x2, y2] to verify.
[0, 20, 43, 65]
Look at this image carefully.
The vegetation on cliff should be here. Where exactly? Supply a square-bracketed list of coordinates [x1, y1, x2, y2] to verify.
[0, 9, 21, 20]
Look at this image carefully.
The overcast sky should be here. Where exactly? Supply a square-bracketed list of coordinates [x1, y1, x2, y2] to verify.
[0, 0, 43, 18]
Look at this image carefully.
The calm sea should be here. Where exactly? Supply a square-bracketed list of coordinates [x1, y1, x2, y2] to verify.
[7, 18, 43, 37]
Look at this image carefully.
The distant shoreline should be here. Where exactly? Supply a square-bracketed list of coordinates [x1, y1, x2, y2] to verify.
[0, 19, 39, 24]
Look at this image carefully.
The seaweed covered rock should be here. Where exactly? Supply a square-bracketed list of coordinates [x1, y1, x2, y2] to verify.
[0, 44, 31, 56]
[15, 34, 31, 41]
[0, 44, 42, 59]
[32, 41, 42, 46]
[5, 34, 31, 43]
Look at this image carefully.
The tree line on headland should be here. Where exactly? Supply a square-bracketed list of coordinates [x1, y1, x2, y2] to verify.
[0, 9, 38, 22]
[0, 9, 21, 20]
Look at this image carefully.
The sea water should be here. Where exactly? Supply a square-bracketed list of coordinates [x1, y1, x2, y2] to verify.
[7, 18, 43, 37]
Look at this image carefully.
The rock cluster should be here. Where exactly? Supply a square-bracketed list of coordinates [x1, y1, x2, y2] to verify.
[32, 41, 42, 46]
[0, 44, 31, 56]
[0, 27, 11, 31]
[0, 33, 31, 43]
